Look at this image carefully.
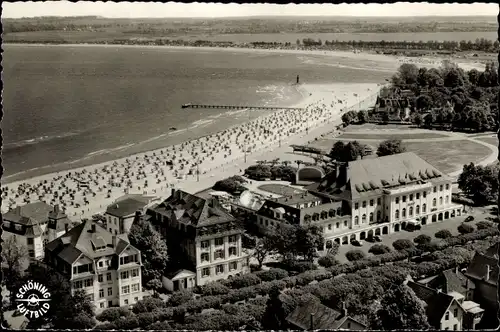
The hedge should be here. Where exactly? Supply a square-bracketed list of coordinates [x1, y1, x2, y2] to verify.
[223, 273, 261, 289]
[254, 268, 289, 282]
[458, 223, 475, 234]
[197, 281, 231, 296]
[392, 239, 415, 251]
[345, 250, 366, 261]
[414, 234, 432, 245]
[96, 307, 129, 322]
[476, 221, 495, 230]
[368, 244, 391, 255]
[435, 229, 453, 239]
[317, 254, 339, 267]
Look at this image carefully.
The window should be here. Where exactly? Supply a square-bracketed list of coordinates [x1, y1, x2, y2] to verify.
[98, 274, 103, 282]
[370, 199, 374, 207]
[73, 280, 83, 289]
[453, 309, 458, 317]
[201, 253, 209, 262]
[229, 262, 237, 271]
[229, 247, 237, 256]
[445, 196, 449, 203]
[439, 197, 443, 205]
[216, 265, 224, 274]
[416, 193, 420, 199]
[108, 287, 112, 296]
[423, 204, 427, 212]
[395, 210, 400, 219]
[433, 198, 437, 207]
[99, 289, 104, 298]
[229, 235, 237, 243]
[265, 220, 269, 226]
[87, 294, 94, 302]
[409, 207, 413, 217]
[344, 220, 347, 227]
[445, 312, 450, 320]
[362, 201, 366, 208]
[124, 299, 129, 305]
[433, 187, 437, 193]
[215, 238, 224, 246]
[336, 222, 340, 228]
[120, 254, 138, 265]
[214, 249, 225, 260]
[132, 283, 140, 292]
[402, 208, 406, 218]
[369, 213, 374, 222]
[107, 273, 112, 281]
[131, 269, 139, 278]
[453, 324, 457, 331]
[377, 211, 381, 221]
[201, 240, 209, 249]
[100, 303, 105, 309]
[354, 203, 359, 210]
[440, 185, 443, 191]
[27, 238, 34, 245]
[410, 194, 414, 201]
[423, 191, 427, 198]
[354, 216, 359, 225]
[396, 197, 399, 204]
[362, 214, 366, 223]
[202, 268, 210, 277]
[416, 205, 420, 215]
[402, 196, 407, 203]
[98, 261, 103, 268]
[120, 271, 129, 279]
[328, 224, 332, 230]
[446, 184, 450, 190]
[84, 278, 93, 287]
[377, 198, 381, 205]
[121, 285, 130, 294]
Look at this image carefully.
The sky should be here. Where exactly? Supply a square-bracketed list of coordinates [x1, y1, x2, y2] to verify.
[2, 2, 498, 18]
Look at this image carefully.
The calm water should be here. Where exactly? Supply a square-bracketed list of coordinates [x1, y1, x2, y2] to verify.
[2, 44, 390, 182]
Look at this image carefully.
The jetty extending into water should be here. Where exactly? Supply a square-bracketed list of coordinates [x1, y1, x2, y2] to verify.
[182, 103, 304, 111]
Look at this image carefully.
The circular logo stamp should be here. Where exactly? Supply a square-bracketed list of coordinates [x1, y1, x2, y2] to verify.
[15, 280, 51, 319]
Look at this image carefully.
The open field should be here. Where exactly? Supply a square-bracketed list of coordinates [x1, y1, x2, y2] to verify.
[338, 132, 447, 140]
[257, 184, 304, 196]
[474, 136, 498, 147]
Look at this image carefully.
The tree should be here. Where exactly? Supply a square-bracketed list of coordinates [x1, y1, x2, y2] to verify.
[369, 284, 431, 330]
[245, 164, 272, 180]
[47, 288, 95, 329]
[146, 279, 163, 297]
[476, 221, 494, 230]
[1, 236, 28, 304]
[392, 64, 419, 87]
[368, 244, 391, 255]
[435, 229, 453, 239]
[268, 224, 323, 263]
[346, 250, 366, 261]
[253, 237, 275, 269]
[416, 95, 432, 111]
[413, 234, 432, 245]
[376, 139, 407, 157]
[213, 176, 247, 195]
[262, 289, 287, 330]
[458, 163, 499, 205]
[458, 223, 475, 234]
[392, 239, 414, 251]
[412, 113, 423, 127]
[318, 254, 339, 268]
[357, 110, 368, 123]
[329, 141, 368, 162]
[129, 212, 169, 284]
[341, 110, 358, 125]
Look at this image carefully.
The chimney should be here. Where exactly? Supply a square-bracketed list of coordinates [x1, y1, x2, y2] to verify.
[310, 313, 314, 330]
[91, 223, 96, 233]
[112, 235, 117, 248]
[54, 204, 60, 214]
[341, 301, 347, 318]
[64, 223, 69, 233]
[485, 265, 491, 282]
[171, 188, 176, 197]
[455, 266, 459, 274]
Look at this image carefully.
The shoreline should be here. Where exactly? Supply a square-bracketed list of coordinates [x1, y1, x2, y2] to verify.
[5, 43, 488, 71]
[1, 82, 381, 219]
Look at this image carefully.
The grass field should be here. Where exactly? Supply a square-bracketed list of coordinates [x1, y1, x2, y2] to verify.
[258, 184, 304, 196]
[474, 136, 498, 147]
[338, 132, 447, 140]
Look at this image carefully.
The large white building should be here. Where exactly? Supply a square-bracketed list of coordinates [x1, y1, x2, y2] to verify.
[255, 152, 463, 250]
[2, 203, 72, 259]
[44, 220, 143, 311]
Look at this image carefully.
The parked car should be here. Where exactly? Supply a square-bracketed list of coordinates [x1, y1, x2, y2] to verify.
[351, 240, 363, 247]
[464, 216, 474, 222]
[374, 235, 382, 242]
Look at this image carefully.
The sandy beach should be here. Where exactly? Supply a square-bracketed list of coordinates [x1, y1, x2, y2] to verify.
[1, 82, 380, 220]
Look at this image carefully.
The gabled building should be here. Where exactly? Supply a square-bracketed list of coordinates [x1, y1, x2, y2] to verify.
[105, 194, 158, 235]
[44, 220, 143, 311]
[286, 300, 366, 330]
[148, 189, 249, 287]
[417, 267, 475, 301]
[307, 152, 462, 246]
[464, 252, 499, 328]
[2, 202, 72, 259]
[406, 280, 468, 330]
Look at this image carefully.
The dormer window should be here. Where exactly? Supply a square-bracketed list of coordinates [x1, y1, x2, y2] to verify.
[445, 312, 450, 320]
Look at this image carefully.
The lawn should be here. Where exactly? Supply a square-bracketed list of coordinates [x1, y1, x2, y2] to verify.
[257, 184, 304, 196]
[338, 132, 447, 140]
[474, 136, 498, 147]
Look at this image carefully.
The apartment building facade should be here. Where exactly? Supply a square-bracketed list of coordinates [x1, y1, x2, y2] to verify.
[44, 220, 143, 311]
[105, 194, 158, 235]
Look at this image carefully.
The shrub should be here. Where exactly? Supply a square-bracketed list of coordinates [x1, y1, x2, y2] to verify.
[198, 281, 230, 296]
[458, 223, 475, 234]
[213, 176, 247, 195]
[414, 234, 432, 245]
[392, 239, 414, 251]
[476, 221, 495, 230]
[226, 273, 261, 289]
[113, 316, 140, 330]
[435, 230, 453, 239]
[255, 268, 289, 282]
[169, 290, 194, 306]
[345, 250, 366, 261]
[147, 321, 172, 330]
[133, 297, 166, 314]
[286, 261, 318, 273]
[96, 307, 130, 322]
[136, 312, 158, 328]
[318, 254, 339, 267]
[369, 244, 392, 255]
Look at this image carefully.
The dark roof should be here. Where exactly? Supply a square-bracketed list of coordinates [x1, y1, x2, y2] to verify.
[106, 198, 149, 217]
[465, 253, 499, 286]
[485, 243, 499, 258]
[442, 269, 471, 294]
[309, 152, 449, 200]
[3, 202, 53, 224]
[274, 192, 321, 206]
[151, 190, 235, 227]
[286, 300, 343, 330]
[407, 281, 455, 327]
[46, 220, 137, 261]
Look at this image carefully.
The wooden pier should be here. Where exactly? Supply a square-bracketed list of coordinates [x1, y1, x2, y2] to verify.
[182, 103, 304, 111]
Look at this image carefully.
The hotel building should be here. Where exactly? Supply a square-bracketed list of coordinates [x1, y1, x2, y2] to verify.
[44, 220, 143, 311]
[104, 194, 158, 235]
[147, 189, 249, 289]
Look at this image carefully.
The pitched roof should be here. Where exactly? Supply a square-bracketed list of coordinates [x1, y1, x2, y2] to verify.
[286, 300, 343, 330]
[465, 252, 499, 286]
[46, 220, 136, 261]
[3, 202, 53, 224]
[106, 197, 149, 217]
[309, 152, 449, 200]
[407, 281, 455, 327]
[485, 243, 499, 258]
[442, 269, 471, 294]
[151, 190, 235, 227]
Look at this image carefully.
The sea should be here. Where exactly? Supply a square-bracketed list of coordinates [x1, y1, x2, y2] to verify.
[2, 44, 392, 183]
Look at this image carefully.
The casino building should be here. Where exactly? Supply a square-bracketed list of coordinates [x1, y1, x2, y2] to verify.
[256, 152, 463, 249]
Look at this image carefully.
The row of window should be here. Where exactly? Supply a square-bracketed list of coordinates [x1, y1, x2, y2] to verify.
[99, 287, 114, 298]
[201, 262, 239, 277]
[353, 211, 382, 225]
[354, 198, 382, 210]
[304, 208, 343, 222]
[326, 220, 349, 231]
[98, 259, 112, 268]
[120, 268, 140, 280]
[121, 283, 140, 295]
[73, 278, 94, 289]
[200, 247, 238, 262]
[200, 236, 238, 248]
[395, 205, 426, 219]
[98, 297, 140, 308]
[120, 254, 139, 265]
[98, 272, 113, 282]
